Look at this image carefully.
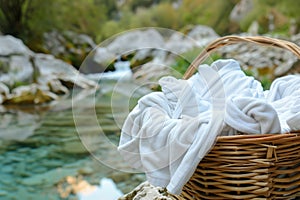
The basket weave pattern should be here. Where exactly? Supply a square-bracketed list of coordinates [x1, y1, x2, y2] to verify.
[177, 36, 300, 200]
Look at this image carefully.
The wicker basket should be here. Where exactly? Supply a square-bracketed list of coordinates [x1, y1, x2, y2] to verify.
[176, 36, 300, 200]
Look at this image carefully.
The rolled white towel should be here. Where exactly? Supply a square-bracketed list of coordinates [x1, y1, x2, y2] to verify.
[267, 75, 300, 132]
[225, 95, 281, 134]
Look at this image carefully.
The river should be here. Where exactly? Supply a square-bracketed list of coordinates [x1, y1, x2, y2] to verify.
[0, 80, 150, 200]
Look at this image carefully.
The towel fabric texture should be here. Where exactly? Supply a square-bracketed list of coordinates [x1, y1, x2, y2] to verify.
[118, 59, 300, 195]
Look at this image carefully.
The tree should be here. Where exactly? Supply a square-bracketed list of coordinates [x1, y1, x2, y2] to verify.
[0, 0, 30, 36]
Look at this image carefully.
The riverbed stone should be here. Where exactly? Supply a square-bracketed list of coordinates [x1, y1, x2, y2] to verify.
[119, 181, 176, 200]
[0, 35, 33, 56]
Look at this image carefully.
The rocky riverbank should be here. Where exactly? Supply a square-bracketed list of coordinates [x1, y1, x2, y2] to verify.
[0, 35, 97, 105]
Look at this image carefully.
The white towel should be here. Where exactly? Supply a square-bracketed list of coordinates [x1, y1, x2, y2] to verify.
[118, 59, 283, 195]
[225, 95, 281, 134]
[266, 75, 300, 132]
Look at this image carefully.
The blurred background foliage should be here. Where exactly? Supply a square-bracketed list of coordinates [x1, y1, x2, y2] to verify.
[0, 0, 299, 51]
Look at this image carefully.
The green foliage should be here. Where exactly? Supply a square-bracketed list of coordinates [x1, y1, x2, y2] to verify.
[243, 69, 271, 90]
[238, 0, 300, 35]
[171, 48, 222, 77]
[0, 0, 107, 48]
[0, 0, 29, 36]
[261, 76, 272, 90]
[0, 0, 298, 51]
[178, 0, 236, 34]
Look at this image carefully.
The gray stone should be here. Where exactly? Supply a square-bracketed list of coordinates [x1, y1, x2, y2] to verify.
[34, 53, 98, 89]
[9, 55, 33, 83]
[219, 35, 299, 78]
[165, 32, 196, 54]
[43, 30, 95, 57]
[119, 181, 176, 200]
[187, 25, 219, 47]
[0, 35, 33, 56]
[93, 47, 116, 65]
[107, 29, 165, 55]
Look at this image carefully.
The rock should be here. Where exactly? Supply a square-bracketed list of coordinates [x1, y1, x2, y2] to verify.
[0, 55, 33, 87]
[218, 34, 298, 79]
[0, 35, 98, 105]
[47, 79, 69, 95]
[165, 32, 196, 54]
[187, 25, 219, 47]
[93, 47, 116, 66]
[34, 53, 98, 89]
[9, 55, 33, 83]
[64, 31, 96, 48]
[43, 30, 96, 67]
[107, 29, 165, 55]
[133, 61, 171, 86]
[4, 84, 58, 104]
[230, 0, 254, 23]
[43, 31, 66, 55]
[119, 181, 176, 200]
[0, 35, 33, 56]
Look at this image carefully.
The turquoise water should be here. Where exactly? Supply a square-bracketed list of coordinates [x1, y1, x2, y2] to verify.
[0, 81, 149, 200]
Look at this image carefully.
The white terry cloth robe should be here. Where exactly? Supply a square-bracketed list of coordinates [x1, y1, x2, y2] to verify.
[118, 59, 281, 195]
[266, 75, 300, 132]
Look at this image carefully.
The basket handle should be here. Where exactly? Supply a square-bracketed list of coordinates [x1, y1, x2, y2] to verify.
[183, 35, 300, 80]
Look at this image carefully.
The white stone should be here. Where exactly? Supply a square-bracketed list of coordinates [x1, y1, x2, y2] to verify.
[0, 35, 33, 56]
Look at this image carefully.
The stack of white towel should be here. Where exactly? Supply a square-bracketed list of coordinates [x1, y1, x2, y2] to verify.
[118, 59, 300, 195]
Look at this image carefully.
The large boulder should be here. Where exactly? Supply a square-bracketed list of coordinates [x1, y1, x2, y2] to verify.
[107, 29, 165, 55]
[0, 35, 98, 105]
[43, 30, 96, 68]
